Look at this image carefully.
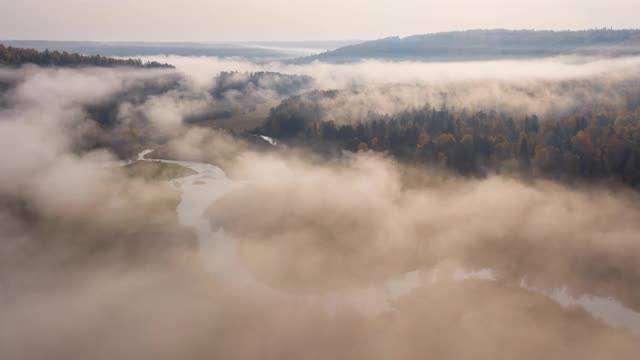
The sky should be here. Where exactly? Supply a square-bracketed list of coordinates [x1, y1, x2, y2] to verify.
[1, 0, 639, 41]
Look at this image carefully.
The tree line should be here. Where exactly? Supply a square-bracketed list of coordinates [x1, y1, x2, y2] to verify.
[259, 93, 640, 187]
[0, 44, 174, 68]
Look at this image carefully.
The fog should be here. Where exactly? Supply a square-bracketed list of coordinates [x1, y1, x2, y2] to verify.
[143, 55, 640, 121]
[1, 56, 640, 359]
[150, 54, 640, 85]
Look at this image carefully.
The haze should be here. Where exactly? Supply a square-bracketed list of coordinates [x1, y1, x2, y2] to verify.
[1, 0, 639, 41]
[3, 2, 640, 359]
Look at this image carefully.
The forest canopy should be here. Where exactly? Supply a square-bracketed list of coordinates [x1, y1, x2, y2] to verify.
[259, 90, 640, 187]
[0, 44, 174, 68]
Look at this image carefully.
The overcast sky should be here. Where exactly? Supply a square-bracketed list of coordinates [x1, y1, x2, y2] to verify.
[1, 0, 639, 41]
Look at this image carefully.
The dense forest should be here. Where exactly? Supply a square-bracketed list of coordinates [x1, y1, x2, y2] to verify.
[0, 44, 174, 68]
[260, 91, 640, 186]
[211, 71, 313, 101]
[186, 71, 314, 129]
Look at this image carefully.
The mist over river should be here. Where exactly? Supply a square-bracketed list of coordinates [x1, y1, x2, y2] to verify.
[4, 43, 640, 358]
[135, 149, 640, 335]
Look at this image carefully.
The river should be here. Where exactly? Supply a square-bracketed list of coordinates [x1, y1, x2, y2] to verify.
[136, 149, 640, 334]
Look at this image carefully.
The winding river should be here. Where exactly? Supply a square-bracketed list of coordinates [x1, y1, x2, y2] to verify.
[137, 148, 640, 334]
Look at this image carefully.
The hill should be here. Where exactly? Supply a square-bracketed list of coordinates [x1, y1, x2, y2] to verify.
[297, 29, 640, 63]
[0, 40, 358, 60]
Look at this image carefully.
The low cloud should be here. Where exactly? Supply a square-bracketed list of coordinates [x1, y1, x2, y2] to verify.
[1, 56, 640, 359]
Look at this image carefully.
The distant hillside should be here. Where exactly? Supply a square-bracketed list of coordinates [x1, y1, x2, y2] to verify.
[0, 40, 359, 60]
[298, 29, 640, 63]
[0, 44, 174, 68]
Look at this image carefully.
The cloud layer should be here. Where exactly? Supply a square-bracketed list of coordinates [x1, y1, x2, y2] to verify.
[1, 56, 640, 359]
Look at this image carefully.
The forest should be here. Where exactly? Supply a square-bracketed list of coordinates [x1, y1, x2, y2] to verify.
[260, 91, 640, 186]
[6, 0, 640, 355]
[3, 37, 640, 359]
[0, 44, 174, 68]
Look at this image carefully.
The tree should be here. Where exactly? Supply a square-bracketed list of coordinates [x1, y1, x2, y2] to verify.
[456, 134, 476, 173]
[533, 145, 561, 173]
[518, 133, 531, 173]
